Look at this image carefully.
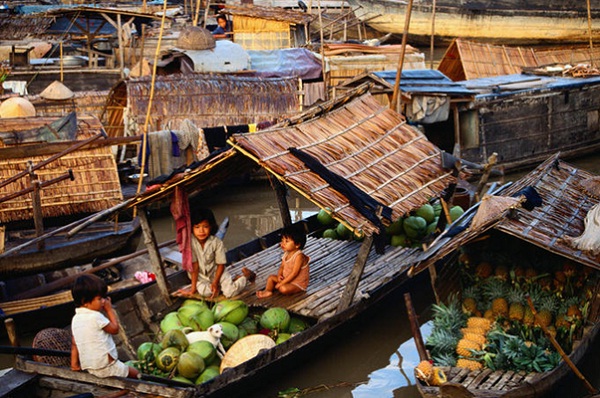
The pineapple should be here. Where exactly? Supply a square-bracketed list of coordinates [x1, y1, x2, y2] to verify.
[415, 360, 434, 382]
[512, 265, 526, 282]
[430, 367, 447, 386]
[483, 278, 509, 318]
[475, 262, 493, 279]
[566, 304, 583, 320]
[431, 295, 467, 335]
[525, 267, 538, 281]
[456, 358, 483, 371]
[456, 338, 482, 357]
[462, 332, 486, 346]
[431, 352, 457, 367]
[523, 306, 535, 326]
[534, 295, 556, 328]
[461, 327, 488, 337]
[466, 316, 492, 332]
[426, 327, 459, 357]
[494, 264, 510, 281]
[462, 286, 480, 315]
[554, 313, 571, 329]
[484, 309, 495, 321]
[507, 287, 526, 321]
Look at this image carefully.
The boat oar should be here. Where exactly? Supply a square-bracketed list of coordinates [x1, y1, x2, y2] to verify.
[525, 295, 598, 395]
[11, 239, 177, 301]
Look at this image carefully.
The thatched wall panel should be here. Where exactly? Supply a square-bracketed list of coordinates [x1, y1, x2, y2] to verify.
[231, 92, 455, 235]
[122, 74, 300, 134]
[0, 115, 122, 223]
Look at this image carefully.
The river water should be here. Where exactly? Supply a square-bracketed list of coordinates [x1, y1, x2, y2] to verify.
[149, 152, 600, 398]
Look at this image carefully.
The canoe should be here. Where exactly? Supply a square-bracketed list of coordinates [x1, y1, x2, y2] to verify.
[407, 154, 600, 397]
[346, 0, 600, 46]
[0, 218, 141, 277]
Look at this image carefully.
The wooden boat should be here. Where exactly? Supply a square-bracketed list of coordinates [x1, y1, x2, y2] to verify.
[407, 153, 600, 397]
[350, 69, 600, 172]
[345, 0, 600, 46]
[2, 84, 462, 397]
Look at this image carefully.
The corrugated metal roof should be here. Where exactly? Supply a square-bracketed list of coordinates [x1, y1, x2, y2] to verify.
[374, 69, 476, 96]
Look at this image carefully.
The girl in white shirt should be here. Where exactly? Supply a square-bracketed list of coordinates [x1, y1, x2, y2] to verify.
[71, 274, 139, 379]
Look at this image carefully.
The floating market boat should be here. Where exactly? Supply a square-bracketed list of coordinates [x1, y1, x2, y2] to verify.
[407, 153, 600, 397]
[0, 112, 141, 277]
[2, 85, 467, 397]
[346, 0, 600, 46]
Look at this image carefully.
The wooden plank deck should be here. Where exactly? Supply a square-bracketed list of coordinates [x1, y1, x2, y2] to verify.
[172, 236, 418, 321]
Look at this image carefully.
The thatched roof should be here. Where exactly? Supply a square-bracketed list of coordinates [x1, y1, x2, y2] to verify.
[413, 153, 600, 273]
[0, 14, 53, 40]
[438, 38, 600, 81]
[108, 73, 301, 137]
[220, 4, 315, 25]
[229, 84, 456, 235]
[0, 114, 123, 223]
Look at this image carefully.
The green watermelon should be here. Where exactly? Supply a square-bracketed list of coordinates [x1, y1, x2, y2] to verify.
[322, 228, 338, 239]
[450, 205, 465, 221]
[287, 317, 308, 333]
[172, 375, 195, 385]
[336, 223, 351, 239]
[317, 208, 334, 225]
[415, 204, 435, 223]
[276, 333, 291, 344]
[403, 216, 427, 239]
[137, 342, 162, 363]
[218, 322, 239, 349]
[390, 234, 409, 247]
[212, 300, 248, 325]
[189, 309, 215, 331]
[385, 218, 404, 235]
[161, 329, 189, 351]
[160, 312, 183, 333]
[195, 367, 220, 384]
[177, 305, 204, 327]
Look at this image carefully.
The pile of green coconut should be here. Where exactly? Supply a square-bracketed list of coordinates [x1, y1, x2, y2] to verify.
[317, 201, 464, 248]
[129, 299, 310, 385]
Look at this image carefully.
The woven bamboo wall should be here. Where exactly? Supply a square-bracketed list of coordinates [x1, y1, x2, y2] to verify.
[230, 91, 455, 235]
[120, 74, 300, 136]
[0, 115, 122, 223]
[29, 90, 110, 121]
[233, 16, 291, 50]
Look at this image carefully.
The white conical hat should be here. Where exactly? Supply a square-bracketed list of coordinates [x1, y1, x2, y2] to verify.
[0, 97, 36, 118]
[40, 80, 74, 100]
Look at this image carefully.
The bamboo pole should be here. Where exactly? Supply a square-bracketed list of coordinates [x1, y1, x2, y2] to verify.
[59, 41, 64, 82]
[429, 0, 437, 69]
[138, 209, 171, 305]
[526, 295, 598, 395]
[318, 0, 328, 101]
[404, 292, 429, 361]
[390, 0, 414, 111]
[587, 0, 595, 67]
[336, 234, 373, 313]
[117, 13, 125, 78]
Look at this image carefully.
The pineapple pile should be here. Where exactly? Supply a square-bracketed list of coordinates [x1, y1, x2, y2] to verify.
[424, 238, 598, 376]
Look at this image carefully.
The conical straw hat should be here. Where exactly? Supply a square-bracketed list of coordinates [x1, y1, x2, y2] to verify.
[129, 58, 152, 78]
[470, 194, 522, 230]
[40, 80, 74, 100]
[0, 97, 36, 118]
[219, 334, 276, 373]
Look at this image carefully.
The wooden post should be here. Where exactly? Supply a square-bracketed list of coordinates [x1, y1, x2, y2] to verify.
[117, 13, 125, 78]
[587, 0, 595, 67]
[5, 318, 19, 348]
[429, 0, 437, 69]
[404, 292, 429, 361]
[336, 234, 373, 313]
[59, 41, 64, 82]
[28, 163, 45, 251]
[390, 0, 414, 111]
[138, 208, 171, 306]
[0, 225, 4, 254]
[317, 0, 328, 101]
[272, 178, 292, 227]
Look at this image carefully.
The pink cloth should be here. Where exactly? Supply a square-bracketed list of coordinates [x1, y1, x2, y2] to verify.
[170, 187, 193, 272]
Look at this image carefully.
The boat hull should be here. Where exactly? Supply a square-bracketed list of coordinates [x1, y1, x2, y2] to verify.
[0, 219, 141, 277]
[348, 0, 600, 45]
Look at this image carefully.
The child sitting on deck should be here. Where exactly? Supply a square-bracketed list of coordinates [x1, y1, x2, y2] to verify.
[70, 274, 139, 379]
[182, 208, 256, 299]
[256, 225, 310, 298]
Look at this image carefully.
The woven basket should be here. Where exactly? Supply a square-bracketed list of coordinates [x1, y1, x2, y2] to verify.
[32, 327, 72, 367]
[176, 26, 216, 50]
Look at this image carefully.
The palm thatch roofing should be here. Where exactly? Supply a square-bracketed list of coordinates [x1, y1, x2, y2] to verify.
[0, 114, 123, 223]
[106, 74, 301, 137]
[438, 38, 600, 81]
[115, 84, 456, 238]
[412, 153, 600, 274]
[0, 14, 53, 40]
[220, 4, 315, 25]
[229, 84, 456, 236]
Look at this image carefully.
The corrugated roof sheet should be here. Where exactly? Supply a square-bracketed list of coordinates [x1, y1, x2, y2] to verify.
[374, 69, 476, 96]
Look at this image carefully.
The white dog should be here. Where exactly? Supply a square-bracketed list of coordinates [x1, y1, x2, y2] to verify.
[185, 324, 227, 358]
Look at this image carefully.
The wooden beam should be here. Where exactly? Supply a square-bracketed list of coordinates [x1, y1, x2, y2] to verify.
[272, 177, 292, 227]
[335, 234, 373, 313]
[138, 209, 171, 306]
